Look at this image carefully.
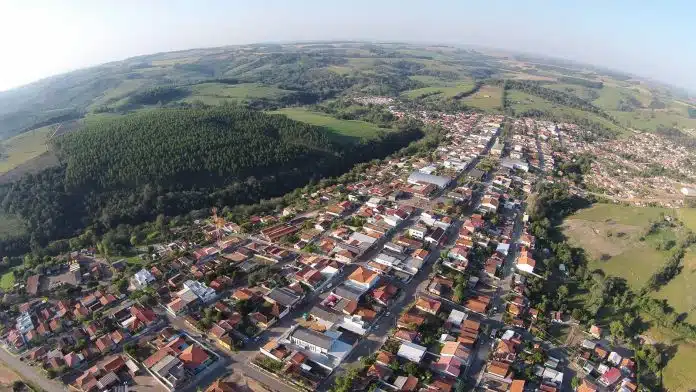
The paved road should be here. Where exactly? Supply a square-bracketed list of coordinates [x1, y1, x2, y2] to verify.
[0, 346, 67, 392]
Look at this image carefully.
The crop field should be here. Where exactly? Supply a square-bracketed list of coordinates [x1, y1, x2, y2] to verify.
[270, 108, 383, 141]
[459, 85, 502, 111]
[0, 125, 53, 173]
[401, 82, 476, 99]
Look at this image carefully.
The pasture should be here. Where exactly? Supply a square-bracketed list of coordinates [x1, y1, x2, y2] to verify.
[459, 85, 503, 111]
[401, 82, 476, 99]
[270, 108, 383, 141]
[645, 325, 696, 392]
[562, 203, 675, 289]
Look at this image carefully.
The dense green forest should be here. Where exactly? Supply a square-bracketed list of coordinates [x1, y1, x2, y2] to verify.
[0, 106, 423, 255]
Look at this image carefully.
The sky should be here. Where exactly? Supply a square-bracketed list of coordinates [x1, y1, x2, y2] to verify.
[0, 0, 694, 91]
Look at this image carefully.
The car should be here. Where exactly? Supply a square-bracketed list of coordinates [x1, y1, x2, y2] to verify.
[385, 311, 391, 316]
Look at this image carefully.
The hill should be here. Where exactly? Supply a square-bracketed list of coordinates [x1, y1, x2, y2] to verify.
[0, 106, 422, 255]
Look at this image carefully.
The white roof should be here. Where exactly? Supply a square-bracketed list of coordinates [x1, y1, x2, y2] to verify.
[397, 341, 427, 363]
[447, 309, 467, 326]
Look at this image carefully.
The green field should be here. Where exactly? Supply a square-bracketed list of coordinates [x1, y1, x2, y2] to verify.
[563, 204, 675, 289]
[507, 90, 625, 134]
[188, 82, 291, 100]
[0, 125, 53, 173]
[459, 85, 503, 111]
[0, 271, 15, 290]
[611, 109, 696, 132]
[645, 325, 696, 392]
[652, 247, 696, 324]
[270, 108, 383, 141]
[592, 85, 652, 110]
[568, 203, 672, 225]
[401, 82, 476, 99]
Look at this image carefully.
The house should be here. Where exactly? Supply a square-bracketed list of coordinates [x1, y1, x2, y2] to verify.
[480, 196, 499, 213]
[510, 380, 525, 392]
[576, 379, 599, 392]
[367, 364, 393, 381]
[589, 325, 602, 339]
[515, 254, 536, 274]
[347, 266, 380, 290]
[398, 312, 426, 330]
[205, 379, 236, 392]
[393, 375, 419, 392]
[397, 341, 427, 363]
[26, 275, 42, 296]
[486, 361, 512, 380]
[134, 269, 156, 287]
[415, 297, 441, 315]
[432, 356, 464, 378]
[95, 335, 115, 353]
[264, 287, 301, 310]
[371, 284, 398, 306]
[446, 309, 467, 328]
[425, 227, 446, 245]
[376, 350, 395, 366]
[408, 225, 428, 240]
[179, 345, 212, 374]
[440, 341, 471, 366]
[598, 367, 622, 387]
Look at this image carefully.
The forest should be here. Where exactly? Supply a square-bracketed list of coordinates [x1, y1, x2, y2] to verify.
[0, 106, 423, 255]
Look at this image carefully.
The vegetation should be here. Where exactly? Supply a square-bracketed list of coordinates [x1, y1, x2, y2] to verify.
[0, 105, 422, 255]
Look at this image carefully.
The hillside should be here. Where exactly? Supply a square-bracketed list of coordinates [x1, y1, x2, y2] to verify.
[0, 106, 423, 255]
[4, 41, 693, 146]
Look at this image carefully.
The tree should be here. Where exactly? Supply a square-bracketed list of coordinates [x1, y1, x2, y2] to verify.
[404, 362, 420, 376]
[609, 320, 626, 342]
[571, 376, 581, 389]
[453, 283, 466, 303]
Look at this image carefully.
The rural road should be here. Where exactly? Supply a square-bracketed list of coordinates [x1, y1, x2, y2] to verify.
[0, 346, 67, 392]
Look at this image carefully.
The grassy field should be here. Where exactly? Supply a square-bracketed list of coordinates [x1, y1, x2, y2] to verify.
[592, 85, 652, 110]
[652, 246, 696, 324]
[270, 108, 384, 141]
[506, 90, 625, 134]
[562, 204, 675, 289]
[0, 272, 15, 290]
[644, 325, 696, 392]
[183, 83, 292, 105]
[401, 82, 476, 99]
[0, 125, 53, 173]
[676, 208, 696, 231]
[611, 109, 696, 132]
[459, 85, 503, 111]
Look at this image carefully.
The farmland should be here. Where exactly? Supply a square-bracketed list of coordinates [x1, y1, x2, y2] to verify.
[270, 108, 384, 141]
[184, 82, 293, 104]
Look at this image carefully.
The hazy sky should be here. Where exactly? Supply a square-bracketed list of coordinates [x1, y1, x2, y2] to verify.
[0, 0, 693, 91]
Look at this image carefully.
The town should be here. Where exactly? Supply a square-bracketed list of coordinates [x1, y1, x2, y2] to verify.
[0, 101, 645, 392]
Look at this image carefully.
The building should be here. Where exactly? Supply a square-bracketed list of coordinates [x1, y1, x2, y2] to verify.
[134, 269, 156, 287]
[407, 172, 452, 189]
[347, 266, 380, 290]
[183, 280, 216, 303]
[397, 341, 427, 363]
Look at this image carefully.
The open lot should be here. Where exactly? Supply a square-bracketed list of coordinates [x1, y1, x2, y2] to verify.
[270, 108, 384, 141]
